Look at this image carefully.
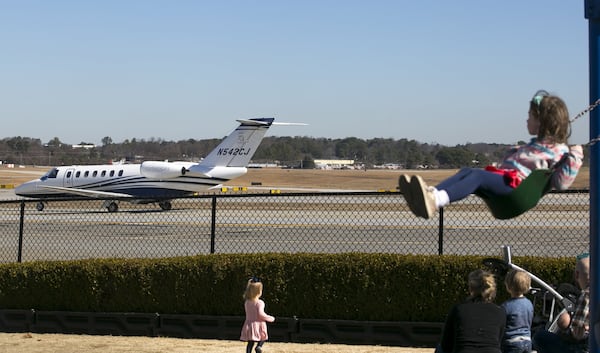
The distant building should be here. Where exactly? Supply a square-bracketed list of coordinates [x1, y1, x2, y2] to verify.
[373, 163, 402, 170]
[314, 159, 355, 170]
[71, 143, 96, 149]
[248, 163, 279, 168]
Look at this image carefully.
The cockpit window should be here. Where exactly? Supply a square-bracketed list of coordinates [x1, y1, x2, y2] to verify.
[40, 168, 59, 181]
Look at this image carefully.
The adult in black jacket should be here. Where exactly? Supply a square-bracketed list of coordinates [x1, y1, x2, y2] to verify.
[436, 269, 506, 353]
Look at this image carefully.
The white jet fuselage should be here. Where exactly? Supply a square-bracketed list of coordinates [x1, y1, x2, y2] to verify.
[15, 163, 248, 199]
[15, 118, 282, 210]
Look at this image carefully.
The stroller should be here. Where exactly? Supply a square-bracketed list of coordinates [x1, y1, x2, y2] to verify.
[483, 245, 578, 336]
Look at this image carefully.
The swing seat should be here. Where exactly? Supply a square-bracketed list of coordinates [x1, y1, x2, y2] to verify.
[474, 169, 553, 220]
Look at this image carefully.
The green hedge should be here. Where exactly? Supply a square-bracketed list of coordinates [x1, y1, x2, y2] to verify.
[0, 254, 577, 322]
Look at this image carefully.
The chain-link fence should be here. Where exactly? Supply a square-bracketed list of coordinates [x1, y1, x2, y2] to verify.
[0, 190, 589, 262]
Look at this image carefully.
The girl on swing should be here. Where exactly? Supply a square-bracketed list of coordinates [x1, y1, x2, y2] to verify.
[399, 90, 584, 219]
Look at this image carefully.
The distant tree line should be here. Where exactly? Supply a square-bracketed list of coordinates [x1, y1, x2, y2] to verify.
[0, 135, 589, 169]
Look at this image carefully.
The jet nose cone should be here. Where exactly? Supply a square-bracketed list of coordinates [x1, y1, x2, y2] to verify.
[15, 181, 36, 196]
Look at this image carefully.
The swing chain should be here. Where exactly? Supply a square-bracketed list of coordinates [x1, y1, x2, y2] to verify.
[588, 136, 600, 146]
[569, 98, 600, 146]
[570, 98, 600, 124]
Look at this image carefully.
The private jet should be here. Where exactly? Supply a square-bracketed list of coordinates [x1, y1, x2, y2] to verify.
[16, 118, 296, 212]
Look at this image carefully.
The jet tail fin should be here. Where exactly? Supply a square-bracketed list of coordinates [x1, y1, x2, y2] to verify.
[198, 118, 275, 168]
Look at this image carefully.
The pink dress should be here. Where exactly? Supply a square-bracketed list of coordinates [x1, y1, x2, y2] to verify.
[240, 299, 275, 342]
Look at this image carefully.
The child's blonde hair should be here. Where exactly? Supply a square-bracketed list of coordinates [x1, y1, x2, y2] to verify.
[243, 278, 263, 300]
[467, 269, 497, 303]
[504, 269, 531, 296]
[529, 92, 571, 144]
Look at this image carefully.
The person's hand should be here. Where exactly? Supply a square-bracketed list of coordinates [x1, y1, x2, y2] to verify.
[557, 310, 571, 330]
[570, 145, 583, 155]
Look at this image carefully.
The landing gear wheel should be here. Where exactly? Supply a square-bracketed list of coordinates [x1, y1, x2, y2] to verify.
[107, 202, 119, 213]
[36, 202, 45, 211]
[159, 201, 172, 211]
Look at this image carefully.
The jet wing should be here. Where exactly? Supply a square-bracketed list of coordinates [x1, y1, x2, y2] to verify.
[38, 185, 134, 198]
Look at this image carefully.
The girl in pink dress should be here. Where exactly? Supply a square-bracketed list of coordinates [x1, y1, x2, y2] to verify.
[240, 277, 275, 353]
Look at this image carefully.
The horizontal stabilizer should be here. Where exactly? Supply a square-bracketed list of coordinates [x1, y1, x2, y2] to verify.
[272, 122, 309, 126]
[236, 119, 273, 126]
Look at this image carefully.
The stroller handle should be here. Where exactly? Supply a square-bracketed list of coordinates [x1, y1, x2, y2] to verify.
[501, 245, 574, 311]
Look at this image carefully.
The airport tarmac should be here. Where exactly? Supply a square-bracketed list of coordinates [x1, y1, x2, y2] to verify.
[0, 189, 18, 200]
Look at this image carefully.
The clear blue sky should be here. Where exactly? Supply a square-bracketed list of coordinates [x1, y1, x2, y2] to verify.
[0, 1, 591, 146]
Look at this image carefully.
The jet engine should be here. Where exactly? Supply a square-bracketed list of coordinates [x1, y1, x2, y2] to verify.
[140, 161, 187, 179]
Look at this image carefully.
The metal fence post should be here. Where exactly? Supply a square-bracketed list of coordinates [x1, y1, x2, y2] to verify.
[18, 201, 25, 263]
[438, 207, 444, 255]
[210, 196, 217, 254]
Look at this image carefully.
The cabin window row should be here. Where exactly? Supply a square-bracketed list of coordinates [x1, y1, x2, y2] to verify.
[66, 170, 125, 178]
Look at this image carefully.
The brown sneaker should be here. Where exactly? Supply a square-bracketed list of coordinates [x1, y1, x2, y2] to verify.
[398, 174, 418, 217]
[410, 175, 437, 219]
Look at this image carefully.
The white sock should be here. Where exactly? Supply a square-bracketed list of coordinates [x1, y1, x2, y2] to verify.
[433, 188, 450, 208]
